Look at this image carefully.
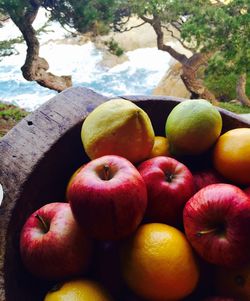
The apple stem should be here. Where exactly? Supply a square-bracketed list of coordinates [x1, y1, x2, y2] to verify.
[103, 164, 111, 180]
[196, 227, 218, 237]
[165, 172, 174, 183]
[35, 214, 49, 233]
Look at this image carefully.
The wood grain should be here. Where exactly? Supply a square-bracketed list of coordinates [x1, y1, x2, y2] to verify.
[0, 87, 107, 301]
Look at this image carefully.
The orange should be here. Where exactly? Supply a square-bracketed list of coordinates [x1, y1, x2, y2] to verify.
[44, 278, 113, 301]
[148, 136, 170, 158]
[213, 128, 250, 185]
[215, 264, 250, 301]
[121, 223, 199, 301]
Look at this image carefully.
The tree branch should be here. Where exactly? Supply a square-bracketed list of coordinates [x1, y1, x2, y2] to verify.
[161, 23, 195, 52]
[236, 73, 250, 106]
[140, 15, 154, 25]
[150, 14, 189, 64]
[9, 7, 72, 92]
[115, 20, 146, 33]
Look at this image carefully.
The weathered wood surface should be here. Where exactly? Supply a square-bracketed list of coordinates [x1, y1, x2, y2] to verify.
[0, 87, 108, 301]
[0, 87, 250, 301]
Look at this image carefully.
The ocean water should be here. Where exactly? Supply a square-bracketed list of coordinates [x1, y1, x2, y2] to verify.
[0, 10, 172, 111]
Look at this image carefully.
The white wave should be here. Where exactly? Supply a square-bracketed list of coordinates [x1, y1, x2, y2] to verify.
[0, 19, 20, 41]
[9, 93, 55, 111]
[40, 41, 103, 80]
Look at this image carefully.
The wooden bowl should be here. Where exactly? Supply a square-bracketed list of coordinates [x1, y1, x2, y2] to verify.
[0, 87, 249, 301]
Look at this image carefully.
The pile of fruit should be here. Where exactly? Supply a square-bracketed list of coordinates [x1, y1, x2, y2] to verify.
[19, 98, 250, 301]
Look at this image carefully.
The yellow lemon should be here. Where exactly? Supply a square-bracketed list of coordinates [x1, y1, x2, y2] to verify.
[81, 99, 155, 163]
[44, 279, 112, 301]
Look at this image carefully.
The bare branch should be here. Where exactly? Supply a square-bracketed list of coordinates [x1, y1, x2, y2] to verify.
[167, 23, 196, 51]
[161, 24, 177, 39]
[117, 21, 146, 33]
[140, 15, 154, 24]
[116, 16, 130, 26]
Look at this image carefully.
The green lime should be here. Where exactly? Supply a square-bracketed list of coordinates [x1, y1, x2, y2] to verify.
[165, 99, 222, 156]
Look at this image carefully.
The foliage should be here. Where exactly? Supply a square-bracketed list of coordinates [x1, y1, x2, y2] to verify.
[205, 62, 250, 101]
[0, 0, 30, 22]
[0, 0, 119, 33]
[48, 0, 119, 34]
[0, 102, 28, 120]
[104, 38, 124, 56]
[218, 101, 250, 114]
[0, 102, 28, 137]
[0, 37, 23, 58]
[180, 0, 250, 75]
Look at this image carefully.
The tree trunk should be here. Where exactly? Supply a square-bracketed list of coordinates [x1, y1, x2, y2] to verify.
[9, 7, 72, 92]
[236, 73, 250, 107]
[181, 53, 218, 105]
[141, 14, 217, 104]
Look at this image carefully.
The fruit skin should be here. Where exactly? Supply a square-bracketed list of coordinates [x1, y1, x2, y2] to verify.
[165, 99, 222, 156]
[121, 223, 200, 301]
[215, 264, 250, 301]
[137, 156, 195, 225]
[148, 136, 170, 158]
[193, 168, 225, 192]
[81, 98, 155, 163]
[20, 202, 92, 281]
[67, 155, 147, 240]
[213, 128, 250, 185]
[44, 279, 112, 301]
[183, 183, 250, 268]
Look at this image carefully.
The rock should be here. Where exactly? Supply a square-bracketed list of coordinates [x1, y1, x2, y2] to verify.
[98, 51, 128, 68]
[96, 17, 157, 52]
[153, 62, 191, 98]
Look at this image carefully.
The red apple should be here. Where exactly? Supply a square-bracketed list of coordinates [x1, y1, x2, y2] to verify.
[67, 155, 147, 240]
[183, 183, 250, 268]
[20, 202, 92, 281]
[137, 156, 195, 225]
[193, 168, 225, 192]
